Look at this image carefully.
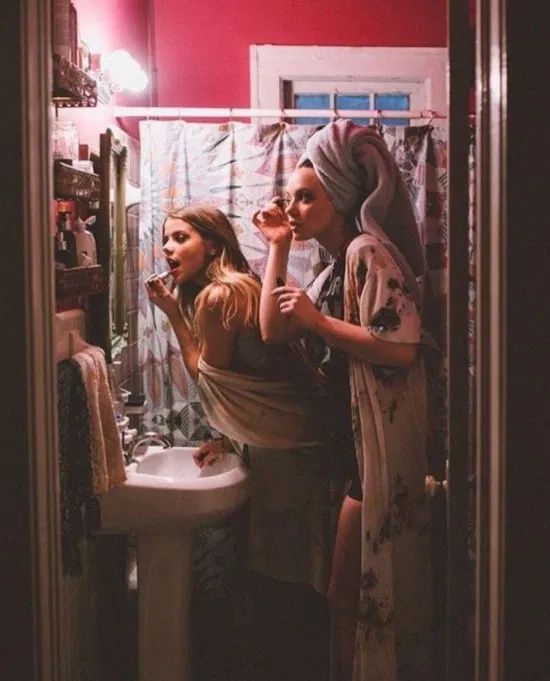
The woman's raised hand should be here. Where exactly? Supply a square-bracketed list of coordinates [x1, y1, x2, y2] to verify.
[252, 197, 292, 244]
[144, 275, 180, 320]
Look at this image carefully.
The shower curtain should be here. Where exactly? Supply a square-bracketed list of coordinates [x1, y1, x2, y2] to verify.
[138, 120, 448, 469]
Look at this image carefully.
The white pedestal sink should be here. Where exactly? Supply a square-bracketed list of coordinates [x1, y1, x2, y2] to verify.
[98, 446, 250, 681]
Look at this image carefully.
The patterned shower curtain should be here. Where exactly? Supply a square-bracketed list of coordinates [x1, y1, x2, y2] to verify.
[138, 121, 448, 474]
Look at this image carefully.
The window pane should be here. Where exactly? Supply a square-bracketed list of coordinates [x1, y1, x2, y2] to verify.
[374, 93, 410, 126]
[294, 94, 330, 125]
[336, 94, 371, 125]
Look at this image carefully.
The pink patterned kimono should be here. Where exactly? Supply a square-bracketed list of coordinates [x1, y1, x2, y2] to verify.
[344, 233, 434, 681]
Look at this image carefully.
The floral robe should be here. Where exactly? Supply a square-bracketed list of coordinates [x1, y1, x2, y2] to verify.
[342, 233, 434, 680]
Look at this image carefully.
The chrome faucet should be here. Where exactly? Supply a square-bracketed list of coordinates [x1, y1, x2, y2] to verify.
[125, 431, 172, 465]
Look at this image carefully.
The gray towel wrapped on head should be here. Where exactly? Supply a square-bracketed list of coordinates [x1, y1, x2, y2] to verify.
[299, 119, 425, 303]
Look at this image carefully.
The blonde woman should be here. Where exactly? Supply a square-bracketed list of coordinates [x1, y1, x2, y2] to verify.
[145, 204, 339, 681]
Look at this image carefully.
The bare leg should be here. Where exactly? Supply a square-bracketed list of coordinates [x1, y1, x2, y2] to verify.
[328, 495, 362, 681]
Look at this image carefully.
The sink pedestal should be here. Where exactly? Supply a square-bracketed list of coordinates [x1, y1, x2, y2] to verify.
[137, 532, 193, 681]
[98, 446, 249, 681]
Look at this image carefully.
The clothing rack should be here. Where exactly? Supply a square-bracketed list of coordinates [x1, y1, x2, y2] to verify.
[115, 106, 448, 121]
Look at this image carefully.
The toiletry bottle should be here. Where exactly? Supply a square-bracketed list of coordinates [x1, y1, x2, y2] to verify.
[56, 210, 77, 267]
[73, 215, 97, 265]
[54, 231, 73, 268]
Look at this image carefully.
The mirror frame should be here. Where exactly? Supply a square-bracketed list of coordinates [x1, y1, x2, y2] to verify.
[89, 128, 128, 363]
[446, 0, 473, 678]
[12, 0, 62, 679]
[474, 0, 507, 679]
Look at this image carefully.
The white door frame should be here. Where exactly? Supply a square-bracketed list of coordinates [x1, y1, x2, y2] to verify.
[15, 1, 62, 679]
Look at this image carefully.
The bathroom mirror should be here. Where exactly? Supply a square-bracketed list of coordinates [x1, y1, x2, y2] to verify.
[136, 63, 469, 681]
[138, 121, 462, 679]
[50, 2, 474, 680]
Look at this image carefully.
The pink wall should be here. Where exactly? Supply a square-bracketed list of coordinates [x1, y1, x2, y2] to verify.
[153, 0, 447, 108]
[62, 0, 447, 142]
[72, 0, 150, 72]
[60, 0, 150, 145]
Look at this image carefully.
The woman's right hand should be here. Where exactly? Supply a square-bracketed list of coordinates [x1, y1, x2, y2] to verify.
[252, 197, 293, 245]
[192, 438, 224, 468]
[144, 275, 180, 320]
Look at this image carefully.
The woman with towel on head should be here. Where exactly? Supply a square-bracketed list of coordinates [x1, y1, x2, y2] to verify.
[145, 203, 341, 681]
[254, 119, 434, 681]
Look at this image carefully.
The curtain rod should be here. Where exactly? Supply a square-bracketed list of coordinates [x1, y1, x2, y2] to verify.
[114, 106, 447, 120]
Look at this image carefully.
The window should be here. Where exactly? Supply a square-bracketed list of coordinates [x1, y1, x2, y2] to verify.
[290, 82, 416, 125]
[250, 46, 447, 125]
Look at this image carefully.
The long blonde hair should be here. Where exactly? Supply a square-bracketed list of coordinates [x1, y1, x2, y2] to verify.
[162, 204, 260, 335]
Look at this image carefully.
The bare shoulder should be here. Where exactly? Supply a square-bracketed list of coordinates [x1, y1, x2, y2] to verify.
[200, 280, 250, 329]
[203, 274, 257, 302]
[201, 282, 230, 307]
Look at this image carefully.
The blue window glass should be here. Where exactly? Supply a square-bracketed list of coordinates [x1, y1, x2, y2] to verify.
[336, 94, 371, 125]
[374, 93, 410, 126]
[294, 94, 330, 125]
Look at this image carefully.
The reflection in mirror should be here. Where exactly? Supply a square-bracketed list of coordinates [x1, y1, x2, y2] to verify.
[139, 119, 449, 681]
[53, 2, 475, 681]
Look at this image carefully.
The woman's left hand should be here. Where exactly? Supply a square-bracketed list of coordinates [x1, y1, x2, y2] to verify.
[271, 285, 323, 329]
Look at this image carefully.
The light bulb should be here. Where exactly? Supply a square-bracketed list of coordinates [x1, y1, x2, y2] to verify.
[105, 49, 148, 93]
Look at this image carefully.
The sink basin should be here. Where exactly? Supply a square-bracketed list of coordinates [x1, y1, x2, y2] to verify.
[99, 446, 249, 533]
[97, 445, 250, 681]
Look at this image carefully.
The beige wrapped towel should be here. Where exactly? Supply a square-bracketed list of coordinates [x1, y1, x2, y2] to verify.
[197, 357, 323, 449]
[197, 357, 341, 593]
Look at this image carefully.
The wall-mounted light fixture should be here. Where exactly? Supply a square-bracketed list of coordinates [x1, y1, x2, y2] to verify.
[90, 49, 148, 103]
[103, 50, 148, 93]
